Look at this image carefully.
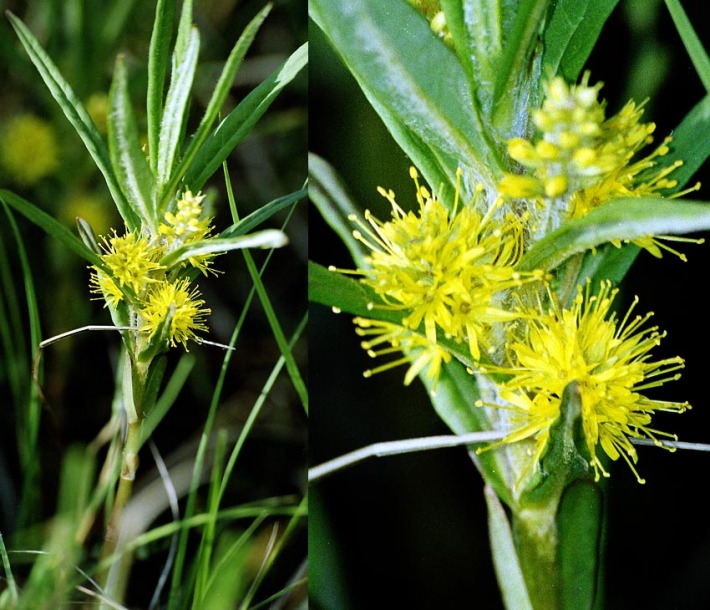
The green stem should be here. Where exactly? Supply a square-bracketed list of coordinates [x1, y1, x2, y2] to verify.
[98, 350, 152, 605]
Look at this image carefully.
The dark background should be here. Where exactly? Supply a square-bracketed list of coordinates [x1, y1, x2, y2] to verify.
[310, 1, 710, 608]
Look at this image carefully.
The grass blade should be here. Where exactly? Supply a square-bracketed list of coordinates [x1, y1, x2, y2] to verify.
[220, 187, 307, 239]
[664, 0, 710, 92]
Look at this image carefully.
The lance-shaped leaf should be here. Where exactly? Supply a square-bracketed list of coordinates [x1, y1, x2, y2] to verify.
[7, 12, 139, 230]
[441, 0, 511, 112]
[0, 190, 106, 272]
[491, 0, 550, 120]
[160, 229, 288, 269]
[157, 26, 200, 189]
[558, 480, 603, 610]
[309, 154, 367, 268]
[518, 197, 710, 273]
[310, 0, 503, 187]
[109, 55, 156, 229]
[147, 0, 177, 174]
[76, 217, 102, 256]
[663, 94, 710, 188]
[543, 0, 620, 82]
[182, 43, 307, 196]
[164, 4, 273, 209]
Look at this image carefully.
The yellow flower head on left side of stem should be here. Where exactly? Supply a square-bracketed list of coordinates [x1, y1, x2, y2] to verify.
[353, 317, 452, 394]
[333, 166, 546, 390]
[479, 280, 690, 485]
[91, 230, 164, 306]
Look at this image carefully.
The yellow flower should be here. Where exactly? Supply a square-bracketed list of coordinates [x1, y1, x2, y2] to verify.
[499, 72, 703, 257]
[347, 167, 545, 363]
[353, 317, 452, 393]
[159, 189, 216, 274]
[408, 0, 452, 45]
[139, 278, 210, 349]
[568, 135, 703, 260]
[480, 280, 690, 484]
[91, 230, 163, 305]
[85, 93, 109, 134]
[1, 114, 59, 184]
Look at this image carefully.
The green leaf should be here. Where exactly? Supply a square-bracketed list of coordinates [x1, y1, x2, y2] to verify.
[220, 187, 307, 239]
[174, 0, 194, 61]
[485, 485, 534, 610]
[518, 197, 710, 273]
[0, 190, 107, 272]
[492, 0, 550, 114]
[309, 260, 399, 321]
[182, 43, 307, 194]
[160, 230, 288, 269]
[108, 55, 156, 229]
[157, 26, 200, 189]
[7, 12, 139, 230]
[543, 0, 620, 81]
[664, 0, 710, 92]
[309, 153, 368, 268]
[360, 93, 461, 202]
[166, 4, 273, 208]
[76, 217, 102, 255]
[558, 480, 603, 610]
[310, 0, 503, 187]
[440, 0, 515, 118]
[521, 382, 590, 506]
[147, 0, 177, 175]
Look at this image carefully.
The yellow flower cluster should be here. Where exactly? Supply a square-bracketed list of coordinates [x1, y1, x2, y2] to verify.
[478, 281, 689, 484]
[1, 114, 59, 184]
[338, 167, 545, 392]
[499, 73, 655, 200]
[499, 72, 702, 254]
[337, 72, 698, 483]
[92, 189, 214, 350]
